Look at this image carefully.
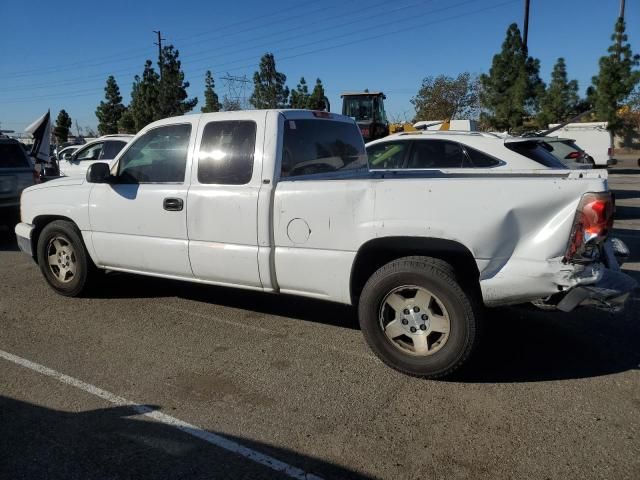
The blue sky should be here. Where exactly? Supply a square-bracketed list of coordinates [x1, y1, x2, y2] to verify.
[1, 0, 638, 133]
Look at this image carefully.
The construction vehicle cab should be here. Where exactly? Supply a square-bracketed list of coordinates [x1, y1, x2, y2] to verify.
[341, 91, 389, 142]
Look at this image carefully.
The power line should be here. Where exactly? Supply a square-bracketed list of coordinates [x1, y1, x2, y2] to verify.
[0, 0, 328, 79]
[1, 0, 444, 93]
[0, 0, 517, 105]
[1, 0, 403, 91]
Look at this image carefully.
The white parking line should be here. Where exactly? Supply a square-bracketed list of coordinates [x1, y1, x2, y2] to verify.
[0, 349, 322, 480]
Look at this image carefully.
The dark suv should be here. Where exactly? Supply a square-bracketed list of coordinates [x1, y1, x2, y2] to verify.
[0, 138, 37, 225]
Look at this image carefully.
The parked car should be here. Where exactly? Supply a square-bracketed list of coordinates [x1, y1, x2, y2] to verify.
[56, 145, 81, 161]
[539, 137, 594, 169]
[366, 131, 569, 170]
[14, 110, 635, 378]
[58, 135, 133, 177]
[546, 122, 615, 167]
[1, 138, 38, 224]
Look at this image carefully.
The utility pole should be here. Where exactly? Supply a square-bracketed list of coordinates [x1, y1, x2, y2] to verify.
[153, 30, 165, 79]
[522, 0, 530, 51]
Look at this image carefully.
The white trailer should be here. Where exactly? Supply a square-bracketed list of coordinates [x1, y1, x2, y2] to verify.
[547, 122, 615, 167]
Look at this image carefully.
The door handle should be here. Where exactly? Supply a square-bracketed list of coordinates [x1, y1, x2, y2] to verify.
[163, 198, 184, 211]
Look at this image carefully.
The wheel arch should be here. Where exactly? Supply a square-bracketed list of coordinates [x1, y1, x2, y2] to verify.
[349, 236, 480, 304]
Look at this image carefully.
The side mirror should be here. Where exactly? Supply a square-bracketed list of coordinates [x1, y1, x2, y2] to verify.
[86, 162, 111, 183]
[62, 153, 72, 161]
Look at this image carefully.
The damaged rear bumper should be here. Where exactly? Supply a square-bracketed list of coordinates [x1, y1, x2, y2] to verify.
[556, 238, 637, 312]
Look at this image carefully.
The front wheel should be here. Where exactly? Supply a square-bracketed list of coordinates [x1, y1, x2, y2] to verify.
[358, 256, 480, 378]
[37, 220, 95, 296]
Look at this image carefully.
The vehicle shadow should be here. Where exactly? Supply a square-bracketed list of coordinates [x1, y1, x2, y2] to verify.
[609, 168, 640, 175]
[451, 301, 640, 383]
[94, 272, 360, 330]
[0, 396, 370, 480]
[0, 228, 19, 252]
[614, 205, 640, 220]
[612, 189, 640, 200]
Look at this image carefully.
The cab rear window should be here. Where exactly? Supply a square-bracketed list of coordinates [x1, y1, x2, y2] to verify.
[281, 119, 367, 178]
[0, 142, 30, 168]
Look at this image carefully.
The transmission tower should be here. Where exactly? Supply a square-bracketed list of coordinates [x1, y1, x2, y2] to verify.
[221, 73, 251, 110]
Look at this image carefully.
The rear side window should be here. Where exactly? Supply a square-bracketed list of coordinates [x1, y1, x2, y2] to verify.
[282, 119, 367, 178]
[367, 141, 409, 169]
[198, 121, 256, 185]
[505, 141, 567, 169]
[100, 140, 127, 160]
[0, 142, 30, 168]
[408, 140, 468, 168]
[464, 146, 501, 167]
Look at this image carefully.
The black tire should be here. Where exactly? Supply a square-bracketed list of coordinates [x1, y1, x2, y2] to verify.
[36, 220, 95, 296]
[358, 256, 480, 378]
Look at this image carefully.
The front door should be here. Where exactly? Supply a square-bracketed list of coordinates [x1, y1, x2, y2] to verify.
[88, 122, 197, 278]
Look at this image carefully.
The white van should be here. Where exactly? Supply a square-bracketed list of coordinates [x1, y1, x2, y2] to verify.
[547, 122, 615, 167]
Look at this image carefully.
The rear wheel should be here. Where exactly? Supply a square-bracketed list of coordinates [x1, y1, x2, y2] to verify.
[358, 256, 480, 378]
[37, 220, 95, 296]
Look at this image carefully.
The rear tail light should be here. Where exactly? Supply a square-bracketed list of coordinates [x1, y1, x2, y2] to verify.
[565, 151, 581, 160]
[564, 192, 614, 262]
[360, 127, 370, 138]
[32, 170, 41, 184]
[607, 147, 612, 156]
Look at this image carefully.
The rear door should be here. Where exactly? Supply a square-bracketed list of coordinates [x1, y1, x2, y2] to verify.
[186, 111, 266, 288]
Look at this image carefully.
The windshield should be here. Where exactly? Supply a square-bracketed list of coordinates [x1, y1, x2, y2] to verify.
[342, 96, 374, 122]
[0, 142, 30, 168]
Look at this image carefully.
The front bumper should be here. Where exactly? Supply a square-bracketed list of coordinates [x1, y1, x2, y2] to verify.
[14, 222, 34, 257]
[556, 238, 636, 312]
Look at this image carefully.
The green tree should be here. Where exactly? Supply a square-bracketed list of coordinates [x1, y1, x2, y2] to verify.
[589, 18, 640, 132]
[201, 70, 221, 113]
[480, 23, 544, 131]
[117, 108, 136, 134]
[157, 45, 198, 118]
[250, 53, 289, 109]
[308, 78, 327, 110]
[95, 76, 125, 135]
[129, 60, 160, 132]
[537, 58, 580, 127]
[53, 109, 72, 143]
[289, 77, 309, 108]
[411, 72, 479, 122]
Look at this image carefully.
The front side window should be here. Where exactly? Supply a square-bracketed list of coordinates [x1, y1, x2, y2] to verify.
[282, 119, 367, 178]
[117, 124, 191, 183]
[76, 142, 104, 161]
[198, 121, 256, 185]
[100, 140, 128, 160]
[367, 141, 409, 169]
[408, 140, 467, 169]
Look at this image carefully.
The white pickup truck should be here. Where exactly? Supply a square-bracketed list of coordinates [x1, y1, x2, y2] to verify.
[15, 110, 636, 378]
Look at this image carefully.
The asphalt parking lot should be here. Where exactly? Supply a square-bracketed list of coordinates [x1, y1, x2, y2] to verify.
[1, 162, 639, 480]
